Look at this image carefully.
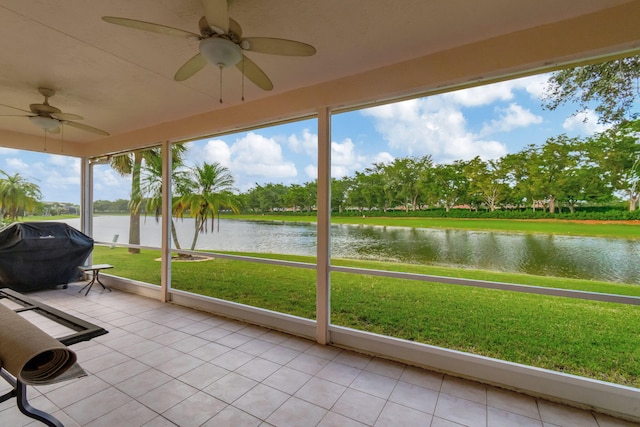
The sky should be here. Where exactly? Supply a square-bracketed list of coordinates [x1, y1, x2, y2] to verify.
[1, 73, 609, 205]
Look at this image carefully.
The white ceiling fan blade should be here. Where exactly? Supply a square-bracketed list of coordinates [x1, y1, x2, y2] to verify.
[242, 37, 316, 56]
[0, 103, 32, 114]
[63, 121, 110, 136]
[0, 114, 31, 118]
[174, 53, 208, 81]
[51, 112, 84, 121]
[229, 18, 242, 38]
[202, 0, 229, 34]
[236, 55, 273, 91]
[102, 17, 200, 40]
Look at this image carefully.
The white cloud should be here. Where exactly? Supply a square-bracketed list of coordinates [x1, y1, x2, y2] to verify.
[4, 157, 29, 170]
[443, 74, 549, 107]
[304, 164, 317, 178]
[331, 138, 359, 171]
[197, 132, 297, 185]
[93, 168, 130, 201]
[202, 139, 232, 167]
[361, 74, 552, 162]
[481, 103, 543, 135]
[562, 110, 609, 135]
[444, 81, 516, 107]
[363, 98, 508, 162]
[230, 133, 297, 178]
[47, 154, 71, 166]
[521, 74, 550, 99]
[288, 128, 317, 156]
[45, 155, 81, 176]
[43, 170, 80, 188]
[287, 129, 395, 179]
[371, 152, 395, 165]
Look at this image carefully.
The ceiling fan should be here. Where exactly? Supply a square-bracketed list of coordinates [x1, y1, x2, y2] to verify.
[0, 87, 110, 136]
[101, 0, 316, 92]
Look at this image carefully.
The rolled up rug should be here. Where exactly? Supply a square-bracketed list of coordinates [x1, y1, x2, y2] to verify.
[0, 303, 80, 385]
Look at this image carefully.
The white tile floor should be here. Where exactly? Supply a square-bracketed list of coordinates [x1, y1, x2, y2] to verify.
[1, 284, 638, 427]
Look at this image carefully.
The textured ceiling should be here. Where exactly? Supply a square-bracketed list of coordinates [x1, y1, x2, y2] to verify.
[0, 0, 638, 153]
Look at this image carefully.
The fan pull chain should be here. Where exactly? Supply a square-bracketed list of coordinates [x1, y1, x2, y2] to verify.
[43, 130, 47, 152]
[219, 65, 224, 104]
[61, 122, 64, 153]
[241, 55, 245, 102]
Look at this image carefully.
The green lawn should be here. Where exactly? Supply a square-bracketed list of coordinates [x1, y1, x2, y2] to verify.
[93, 246, 640, 387]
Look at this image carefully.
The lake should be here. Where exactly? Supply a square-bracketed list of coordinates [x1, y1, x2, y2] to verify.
[60, 216, 640, 284]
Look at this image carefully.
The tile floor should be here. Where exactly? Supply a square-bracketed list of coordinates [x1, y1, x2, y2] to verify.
[1, 283, 638, 427]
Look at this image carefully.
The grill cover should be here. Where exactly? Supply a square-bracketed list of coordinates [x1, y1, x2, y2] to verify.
[0, 222, 93, 292]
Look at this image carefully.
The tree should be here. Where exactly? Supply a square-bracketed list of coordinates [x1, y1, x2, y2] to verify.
[586, 120, 640, 210]
[416, 161, 438, 209]
[282, 181, 316, 212]
[94, 199, 129, 213]
[302, 181, 317, 212]
[534, 135, 581, 214]
[432, 161, 468, 212]
[112, 146, 187, 253]
[139, 149, 189, 249]
[384, 156, 432, 211]
[284, 184, 306, 211]
[331, 177, 350, 213]
[174, 162, 240, 250]
[502, 146, 545, 210]
[246, 183, 288, 212]
[344, 172, 369, 213]
[0, 171, 42, 221]
[463, 156, 509, 211]
[543, 56, 640, 125]
[110, 148, 156, 254]
[352, 167, 388, 212]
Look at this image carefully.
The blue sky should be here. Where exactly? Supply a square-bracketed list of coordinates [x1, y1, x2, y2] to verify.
[1, 73, 608, 205]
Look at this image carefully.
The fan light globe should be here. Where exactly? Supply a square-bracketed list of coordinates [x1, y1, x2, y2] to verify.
[199, 37, 242, 68]
[29, 115, 60, 131]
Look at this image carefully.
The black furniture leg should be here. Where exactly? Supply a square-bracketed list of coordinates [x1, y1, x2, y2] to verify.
[0, 369, 63, 427]
[78, 268, 112, 296]
[78, 273, 96, 296]
[94, 270, 111, 293]
[17, 380, 63, 427]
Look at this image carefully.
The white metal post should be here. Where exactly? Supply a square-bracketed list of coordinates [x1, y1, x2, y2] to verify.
[160, 141, 172, 302]
[316, 107, 331, 344]
[80, 157, 93, 264]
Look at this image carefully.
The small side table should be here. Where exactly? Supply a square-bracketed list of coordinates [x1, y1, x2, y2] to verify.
[78, 264, 113, 296]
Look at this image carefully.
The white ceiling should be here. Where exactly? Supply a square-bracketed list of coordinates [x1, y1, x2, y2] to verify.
[0, 0, 639, 156]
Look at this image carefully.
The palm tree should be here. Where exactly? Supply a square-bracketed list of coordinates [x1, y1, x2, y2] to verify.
[139, 148, 190, 250]
[110, 146, 185, 253]
[0, 171, 42, 222]
[174, 162, 240, 250]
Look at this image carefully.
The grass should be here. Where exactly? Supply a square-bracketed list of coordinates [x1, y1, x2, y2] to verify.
[93, 245, 640, 387]
[229, 214, 640, 239]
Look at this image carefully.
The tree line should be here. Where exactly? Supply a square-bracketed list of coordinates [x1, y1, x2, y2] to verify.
[239, 120, 640, 215]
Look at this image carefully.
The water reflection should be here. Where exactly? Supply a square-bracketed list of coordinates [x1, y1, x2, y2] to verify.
[60, 216, 639, 284]
[332, 224, 640, 283]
